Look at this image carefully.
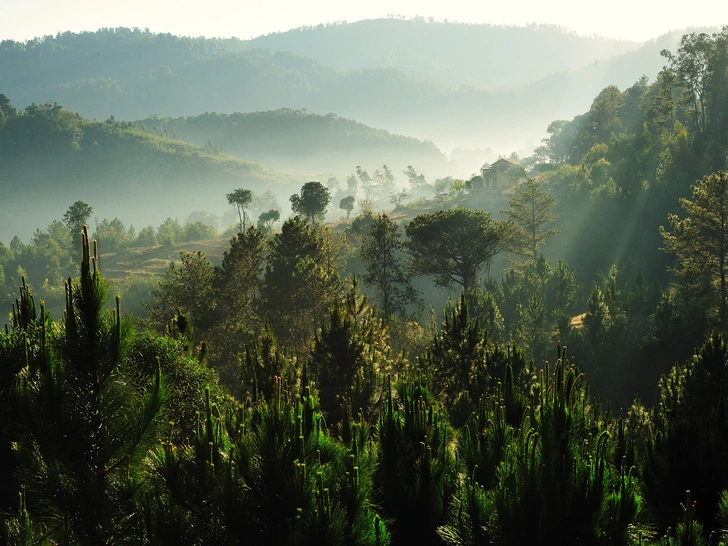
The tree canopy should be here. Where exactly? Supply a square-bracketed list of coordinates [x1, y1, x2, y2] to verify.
[340, 195, 356, 218]
[290, 181, 331, 222]
[405, 208, 512, 292]
[62, 201, 93, 247]
[263, 216, 344, 352]
[504, 178, 559, 262]
[661, 170, 728, 329]
[226, 188, 253, 232]
[257, 209, 281, 231]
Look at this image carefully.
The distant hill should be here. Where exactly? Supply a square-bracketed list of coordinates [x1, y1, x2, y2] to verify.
[245, 19, 643, 89]
[0, 31, 330, 121]
[139, 109, 450, 175]
[0, 97, 304, 242]
[0, 23, 718, 152]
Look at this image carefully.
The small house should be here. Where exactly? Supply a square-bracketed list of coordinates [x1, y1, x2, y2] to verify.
[480, 157, 520, 189]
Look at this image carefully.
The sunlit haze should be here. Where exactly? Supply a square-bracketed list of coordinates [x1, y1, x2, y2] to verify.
[2, 0, 727, 42]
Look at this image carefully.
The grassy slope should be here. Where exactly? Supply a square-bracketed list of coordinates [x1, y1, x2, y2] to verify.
[100, 187, 511, 282]
[101, 236, 230, 281]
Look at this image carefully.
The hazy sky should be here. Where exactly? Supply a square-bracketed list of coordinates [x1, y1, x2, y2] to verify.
[2, 0, 727, 43]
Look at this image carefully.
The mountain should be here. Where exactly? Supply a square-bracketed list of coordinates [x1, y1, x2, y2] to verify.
[245, 18, 643, 89]
[0, 23, 718, 153]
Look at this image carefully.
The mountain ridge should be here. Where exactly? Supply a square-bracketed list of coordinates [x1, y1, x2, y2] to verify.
[1, 22, 721, 153]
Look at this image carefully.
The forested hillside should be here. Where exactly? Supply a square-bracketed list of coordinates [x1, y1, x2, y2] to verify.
[139, 109, 450, 174]
[0, 96, 303, 242]
[4, 20, 728, 546]
[4, 195, 728, 544]
[533, 29, 728, 282]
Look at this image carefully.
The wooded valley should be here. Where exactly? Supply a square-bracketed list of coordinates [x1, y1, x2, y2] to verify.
[2, 21, 728, 546]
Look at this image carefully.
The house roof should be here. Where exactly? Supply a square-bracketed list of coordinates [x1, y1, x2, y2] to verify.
[480, 157, 520, 171]
[490, 157, 520, 169]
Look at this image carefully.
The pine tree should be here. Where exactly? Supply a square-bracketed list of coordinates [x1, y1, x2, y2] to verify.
[241, 323, 291, 403]
[210, 227, 267, 386]
[640, 332, 728, 536]
[487, 356, 641, 545]
[263, 217, 345, 354]
[290, 182, 331, 223]
[0, 279, 47, 516]
[419, 293, 487, 409]
[13, 226, 167, 544]
[376, 379, 456, 545]
[311, 280, 382, 428]
[661, 170, 728, 330]
[360, 214, 418, 324]
[405, 209, 511, 293]
[147, 376, 389, 545]
[226, 188, 253, 232]
[145, 251, 217, 338]
[503, 178, 559, 263]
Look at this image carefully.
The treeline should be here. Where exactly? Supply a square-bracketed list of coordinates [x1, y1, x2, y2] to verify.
[0, 202, 231, 316]
[144, 209, 672, 411]
[3, 226, 728, 545]
[2, 166, 715, 412]
[0, 27, 243, 86]
[245, 18, 641, 89]
[141, 169, 716, 412]
[0, 95, 276, 182]
[143, 187, 529, 390]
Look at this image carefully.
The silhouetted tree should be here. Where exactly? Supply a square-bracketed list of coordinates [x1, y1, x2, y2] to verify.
[405, 208, 512, 293]
[257, 209, 280, 231]
[388, 189, 410, 208]
[360, 214, 417, 323]
[62, 200, 93, 248]
[227, 188, 253, 232]
[290, 181, 331, 223]
[403, 165, 428, 190]
[340, 195, 356, 219]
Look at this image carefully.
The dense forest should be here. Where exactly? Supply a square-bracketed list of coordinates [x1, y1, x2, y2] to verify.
[4, 23, 728, 546]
